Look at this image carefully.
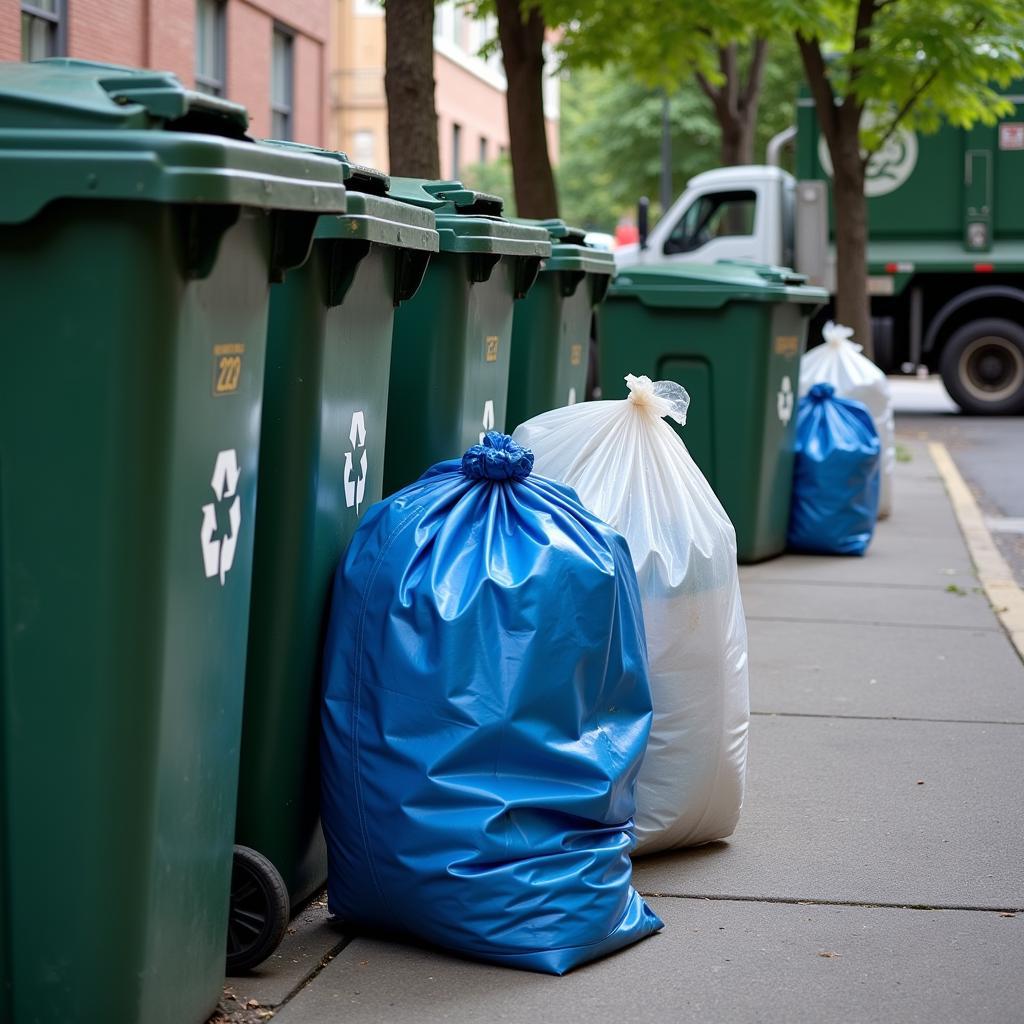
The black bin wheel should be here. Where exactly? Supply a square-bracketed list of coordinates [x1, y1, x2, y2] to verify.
[940, 318, 1024, 415]
[226, 845, 291, 974]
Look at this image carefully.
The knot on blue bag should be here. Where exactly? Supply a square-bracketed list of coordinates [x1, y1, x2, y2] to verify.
[808, 382, 836, 403]
[461, 431, 534, 482]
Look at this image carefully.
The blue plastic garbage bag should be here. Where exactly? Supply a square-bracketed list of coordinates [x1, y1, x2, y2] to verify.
[321, 432, 663, 975]
[787, 383, 881, 556]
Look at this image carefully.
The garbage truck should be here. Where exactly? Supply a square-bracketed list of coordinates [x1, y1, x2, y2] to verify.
[617, 86, 1024, 414]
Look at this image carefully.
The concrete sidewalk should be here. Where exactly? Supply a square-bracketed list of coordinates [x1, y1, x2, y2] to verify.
[224, 437, 1024, 1024]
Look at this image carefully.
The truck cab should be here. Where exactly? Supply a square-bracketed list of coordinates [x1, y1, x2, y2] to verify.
[616, 166, 795, 272]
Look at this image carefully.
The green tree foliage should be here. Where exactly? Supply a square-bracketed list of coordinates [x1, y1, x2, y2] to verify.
[554, 47, 802, 233]
[772, 0, 1024, 352]
[772, 0, 1024, 145]
[464, 46, 801, 232]
[552, 0, 759, 87]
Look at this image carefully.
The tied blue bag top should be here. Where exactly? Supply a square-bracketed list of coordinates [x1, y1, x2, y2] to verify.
[321, 432, 663, 975]
[787, 383, 881, 556]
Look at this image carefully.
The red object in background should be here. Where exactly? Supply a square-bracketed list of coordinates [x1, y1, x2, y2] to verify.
[615, 222, 639, 247]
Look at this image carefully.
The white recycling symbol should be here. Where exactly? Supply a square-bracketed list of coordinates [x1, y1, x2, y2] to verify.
[479, 399, 495, 443]
[343, 410, 368, 515]
[567, 386, 577, 406]
[777, 375, 794, 425]
[200, 448, 242, 586]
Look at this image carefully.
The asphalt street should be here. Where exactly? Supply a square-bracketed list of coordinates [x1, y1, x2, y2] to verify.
[890, 376, 1024, 587]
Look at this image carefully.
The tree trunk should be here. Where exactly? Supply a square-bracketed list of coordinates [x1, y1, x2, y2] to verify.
[384, 0, 439, 178]
[719, 114, 756, 166]
[495, 0, 559, 218]
[832, 149, 873, 357]
[796, 27, 874, 356]
[697, 39, 768, 167]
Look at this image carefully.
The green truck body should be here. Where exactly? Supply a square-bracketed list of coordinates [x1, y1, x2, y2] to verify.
[620, 83, 1024, 412]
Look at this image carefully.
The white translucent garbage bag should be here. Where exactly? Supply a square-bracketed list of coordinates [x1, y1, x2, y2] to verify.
[513, 375, 750, 854]
[800, 320, 895, 518]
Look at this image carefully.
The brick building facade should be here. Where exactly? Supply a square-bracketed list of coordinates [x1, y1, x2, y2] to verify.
[5, 0, 329, 145]
[330, 0, 559, 179]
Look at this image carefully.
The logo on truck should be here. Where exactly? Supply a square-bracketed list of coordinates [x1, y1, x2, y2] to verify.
[818, 125, 918, 198]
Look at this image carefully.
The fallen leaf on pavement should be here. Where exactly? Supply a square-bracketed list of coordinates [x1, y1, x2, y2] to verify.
[818, 951, 841, 958]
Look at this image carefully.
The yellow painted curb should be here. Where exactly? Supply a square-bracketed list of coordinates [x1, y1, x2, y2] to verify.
[929, 442, 1024, 662]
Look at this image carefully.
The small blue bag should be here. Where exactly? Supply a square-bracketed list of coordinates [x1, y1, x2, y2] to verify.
[321, 432, 663, 975]
[787, 383, 881, 556]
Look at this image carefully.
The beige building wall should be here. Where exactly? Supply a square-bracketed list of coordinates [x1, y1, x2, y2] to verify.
[329, 0, 389, 165]
[330, 0, 559, 178]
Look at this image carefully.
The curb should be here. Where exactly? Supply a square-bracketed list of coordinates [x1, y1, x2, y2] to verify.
[929, 441, 1024, 662]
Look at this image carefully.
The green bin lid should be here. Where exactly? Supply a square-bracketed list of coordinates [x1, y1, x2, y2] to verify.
[258, 140, 438, 252]
[610, 260, 829, 309]
[515, 217, 615, 277]
[388, 177, 550, 258]
[0, 59, 347, 224]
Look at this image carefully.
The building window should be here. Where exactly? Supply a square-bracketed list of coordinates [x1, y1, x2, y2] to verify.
[21, 0, 64, 61]
[271, 26, 294, 140]
[352, 129, 375, 166]
[195, 0, 226, 97]
[478, 136, 487, 164]
[434, 1, 454, 43]
[451, 2, 463, 48]
[353, 0, 383, 14]
[451, 123, 462, 179]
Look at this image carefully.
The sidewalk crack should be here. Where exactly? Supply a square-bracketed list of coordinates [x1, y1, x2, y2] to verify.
[639, 893, 1024, 914]
[746, 615, 1000, 632]
[750, 710, 1024, 726]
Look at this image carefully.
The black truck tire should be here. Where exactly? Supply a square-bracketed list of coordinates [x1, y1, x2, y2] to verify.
[940, 318, 1024, 415]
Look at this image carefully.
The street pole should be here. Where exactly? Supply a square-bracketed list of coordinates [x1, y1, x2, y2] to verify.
[660, 91, 672, 215]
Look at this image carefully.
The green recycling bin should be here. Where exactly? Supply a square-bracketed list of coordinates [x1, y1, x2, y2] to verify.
[231, 148, 438, 972]
[382, 180, 550, 492]
[0, 60, 346, 1024]
[598, 261, 827, 563]
[506, 220, 614, 430]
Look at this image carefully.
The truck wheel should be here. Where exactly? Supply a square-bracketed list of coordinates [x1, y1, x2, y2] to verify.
[940, 318, 1024, 415]
[225, 845, 291, 974]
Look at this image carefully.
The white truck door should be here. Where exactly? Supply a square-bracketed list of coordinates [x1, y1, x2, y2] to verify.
[657, 187, 762, 263]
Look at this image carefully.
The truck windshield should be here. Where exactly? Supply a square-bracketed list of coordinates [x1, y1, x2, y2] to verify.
[664, 190, 757, 254]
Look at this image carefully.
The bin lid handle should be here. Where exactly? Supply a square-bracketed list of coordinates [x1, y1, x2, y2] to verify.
[423, 181, 504, 216]
[101, 73, 251, 136]
[716, 258, 808, 285]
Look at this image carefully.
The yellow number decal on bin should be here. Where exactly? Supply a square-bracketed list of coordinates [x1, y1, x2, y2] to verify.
[212, 343, 245, 396]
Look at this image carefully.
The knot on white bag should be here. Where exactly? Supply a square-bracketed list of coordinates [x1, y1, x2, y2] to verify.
[625, 374, 690, 425]
[822, 320, 863, 353]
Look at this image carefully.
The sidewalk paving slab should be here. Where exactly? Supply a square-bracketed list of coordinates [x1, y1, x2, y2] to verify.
[225, 897, 348, 1010]
[747, 617, 1024, 722]
[255, 436, 1024, 1022]
[273, 898, 1022, 1024]
[738, 543, 977, 589]
[740, 577, 996, 630]
[632, 715, 1024, 910]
